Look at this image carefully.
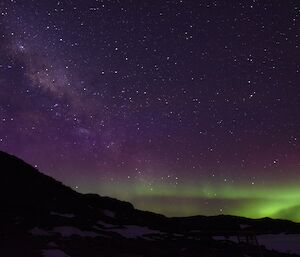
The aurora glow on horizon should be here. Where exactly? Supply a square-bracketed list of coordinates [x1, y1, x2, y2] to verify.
[77, 177, 300, 221]
[1, 1, 299, 221]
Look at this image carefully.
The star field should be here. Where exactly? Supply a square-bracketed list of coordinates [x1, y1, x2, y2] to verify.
[0, 0, 300, 220]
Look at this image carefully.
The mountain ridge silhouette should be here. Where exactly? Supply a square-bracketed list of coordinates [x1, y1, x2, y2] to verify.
[1, 150, 299, 257]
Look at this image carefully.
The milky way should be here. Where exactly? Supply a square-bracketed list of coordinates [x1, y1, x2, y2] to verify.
[0, 0, 300, 220]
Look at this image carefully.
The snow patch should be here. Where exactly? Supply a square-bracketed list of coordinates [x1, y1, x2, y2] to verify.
[42, 249, 70, 257]
[53, 226, 99, 238]
[240, 224, 251, 229]
[30, 227, 52, 236]
[110, 225, 162, 239]
[102, 209, 115, 218]
[258, 234, 300, 255]
[97, 220, 114, 229]
[214, 233, 300, 255]
[213, 236, 238, 242]
[47, 242, 58, 248]
[50, 212, 75, 218]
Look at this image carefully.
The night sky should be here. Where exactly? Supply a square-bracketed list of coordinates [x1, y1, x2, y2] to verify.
[1, 0, 300, 221]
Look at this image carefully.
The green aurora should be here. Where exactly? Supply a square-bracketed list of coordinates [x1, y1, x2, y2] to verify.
[91, 181, 300, 222]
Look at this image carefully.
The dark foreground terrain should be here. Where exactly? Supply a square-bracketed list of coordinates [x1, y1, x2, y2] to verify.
[1, 150, 300, 257]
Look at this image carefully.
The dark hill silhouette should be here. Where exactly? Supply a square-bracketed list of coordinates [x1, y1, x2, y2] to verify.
[1, 151, 79, 210]
[0, 150, 299, 257]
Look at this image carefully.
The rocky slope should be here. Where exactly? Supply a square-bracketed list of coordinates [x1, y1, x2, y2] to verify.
[0, 150, 299, 257]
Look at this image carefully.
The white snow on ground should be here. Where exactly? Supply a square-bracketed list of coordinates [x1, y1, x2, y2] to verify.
[214, 234, 300, 255]
[97, 220, 114, 228]
[47, 242, 58, 248]
[53, 226, 99, 238]
[110, 225, 163, 239]
[257, 234, 300, 255]
[50, 212, 75, 218]
[102, 209, 115, 218]
[31, 226, 104, 238]
[42, 249, 70, 257]
[30, 227, 52, 236]
[240, 224, 251, 229]
[212, 236, 238, 242]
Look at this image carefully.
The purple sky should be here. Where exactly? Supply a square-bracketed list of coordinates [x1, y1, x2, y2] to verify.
[0, 0, 299, 219]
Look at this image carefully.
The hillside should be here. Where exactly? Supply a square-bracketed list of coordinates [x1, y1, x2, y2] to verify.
[0, 150, 299, 257]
